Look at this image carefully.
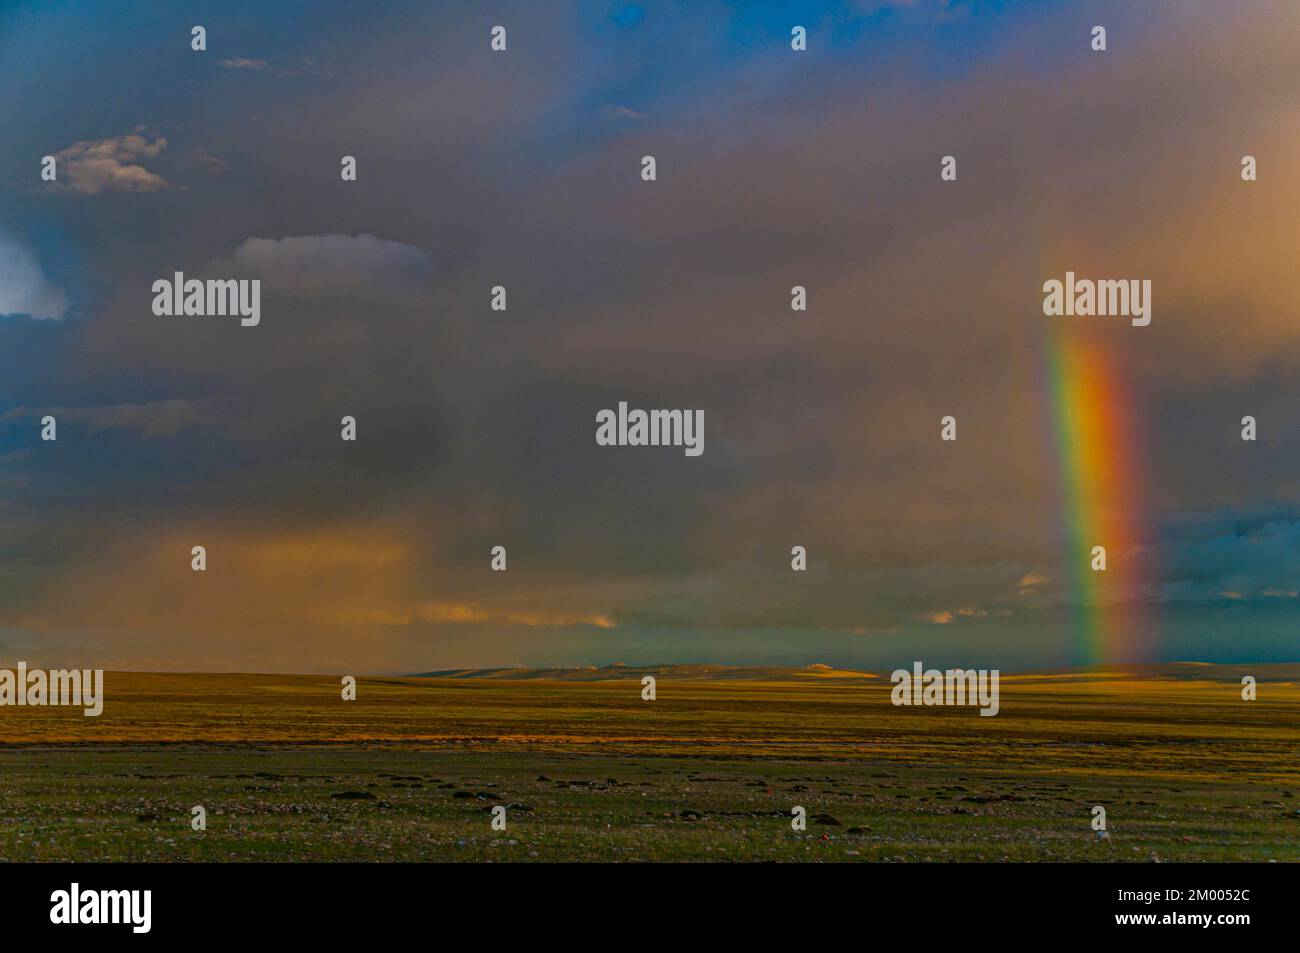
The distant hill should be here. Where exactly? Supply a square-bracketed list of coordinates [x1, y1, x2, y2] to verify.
[408, 663, 879, 682]
[408, 661, 1300, 683]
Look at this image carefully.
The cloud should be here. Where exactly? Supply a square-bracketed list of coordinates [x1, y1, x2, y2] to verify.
[853, 0, 967, 17]
[1017, 571, 1049, 595]
[219, 54, 328, 79]
[1156, 515, 1300, 606]
[598, 104, 644, 123]
[7, 2, 1300, 671]
[416, 602, 616, 629]
[219, 57, 269, 71]
[0, 234, 69, 320]
[205, 234, 434, 299]
[3, 400, 211, 438]
[195, 149, 227, 173]
[53, 133, 168, 194]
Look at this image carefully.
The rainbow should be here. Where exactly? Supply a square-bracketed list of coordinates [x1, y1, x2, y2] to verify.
[1048, 329, 1155, 666]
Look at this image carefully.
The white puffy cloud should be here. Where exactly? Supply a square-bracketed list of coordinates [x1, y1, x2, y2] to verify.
[54, 133, 168, 195]
[0, 233, 69, 320]
[205, 234, 434, 299]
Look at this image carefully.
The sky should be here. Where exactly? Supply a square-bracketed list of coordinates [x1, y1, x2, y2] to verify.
[2, 0, 1299, 674]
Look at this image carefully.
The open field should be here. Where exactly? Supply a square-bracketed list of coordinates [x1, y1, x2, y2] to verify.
[0, 665, 1297, 861]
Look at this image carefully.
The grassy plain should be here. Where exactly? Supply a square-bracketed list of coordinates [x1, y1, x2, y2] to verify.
[0, 664, 1296, 861]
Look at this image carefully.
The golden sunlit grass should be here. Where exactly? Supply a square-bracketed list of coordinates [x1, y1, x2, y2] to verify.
[0, 666, 1295, 861]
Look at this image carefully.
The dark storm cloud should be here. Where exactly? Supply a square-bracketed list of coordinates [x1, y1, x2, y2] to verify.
[1, 1, 1298, 671]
